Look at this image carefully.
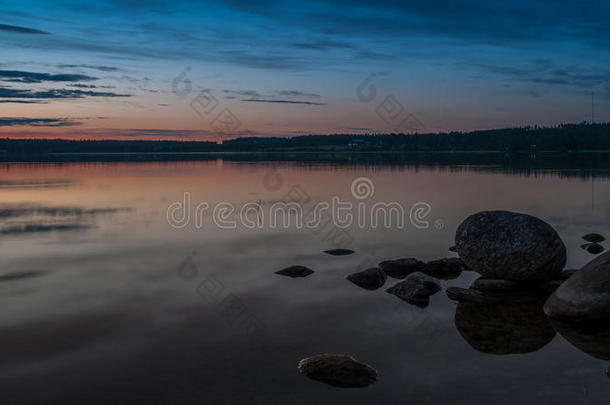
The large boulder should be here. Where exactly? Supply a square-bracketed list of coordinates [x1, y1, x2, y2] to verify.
[297, 354, 377, 387]
[544, 251, 610, 323]
[455, 211, 566, 281]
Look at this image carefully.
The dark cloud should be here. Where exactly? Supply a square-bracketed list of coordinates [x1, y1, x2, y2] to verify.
[58, 64, 120, 72]
[240, 98, 327, 105]
[0, 24, 49, 34]
[0, 70, 97, 83]
[275, 90, 321, 98]
[0, 87, 130, 99]
[0, 118, 83, 127]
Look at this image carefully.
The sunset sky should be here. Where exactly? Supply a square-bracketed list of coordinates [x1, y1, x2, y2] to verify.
[1, 0, 609, 141]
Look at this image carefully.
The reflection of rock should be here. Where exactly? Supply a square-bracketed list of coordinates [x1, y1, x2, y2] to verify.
[446, 287, 500, 304]
[378, 258, 425, 279]
[581, 243, 605, 254]
[385, 272, 441, 308]
[582, 233, 605, 243]
[298, 354, 377, 388]
[455, 294, 556, 354]
[422, 258, 464, 279]
[470, 277, 564, 295]
[558, 269, 578, 280]
[324, 249, 354, 256]
[551, 321, 610, 361]
[544, 251, 610, 323]
[275, 265, 314, 278]
[455, 211, 566, 280]
[345, 267, 386, 290]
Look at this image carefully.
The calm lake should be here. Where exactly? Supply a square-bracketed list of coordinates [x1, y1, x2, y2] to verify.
[1, 153, 609, 404]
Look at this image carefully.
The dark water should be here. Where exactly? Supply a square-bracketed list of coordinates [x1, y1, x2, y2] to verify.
[0, 155, 609, 404]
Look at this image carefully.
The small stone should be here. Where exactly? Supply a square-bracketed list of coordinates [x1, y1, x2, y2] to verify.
[298, 354, 377, 388]
[448, 246, 457, 252]
[385, 272, 441, 308]
[583, 233, 606, 243]
[446, 287, 500, 305]
[346, 267, 387, 290]
[324, 249, 354, 256]
[275, 265, 314, 278]
[422, 258, 464, 279]
[471, 278, 522, 293]
[378, 258, 425, 279]
[581, 243, 605, 254]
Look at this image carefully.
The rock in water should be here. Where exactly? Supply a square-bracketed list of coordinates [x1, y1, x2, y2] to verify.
[471, 277, 522, 293]
[385, 272, 441, 308]
[446, 287, 500, 304]
[346, 267, 387, 290]
[544, 251, 610, 323]
[422, 258, 464, 279]
[378, 258, 425, 279]
[582, 233, 606, 243]
[324, 249, 354, 256]
[297, 354, 377, 388]
[455, 210, 566, 281]
[581, 243, 605, 254]
[275, 265, 314, 278]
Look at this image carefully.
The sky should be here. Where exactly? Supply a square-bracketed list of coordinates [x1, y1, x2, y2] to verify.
[1, 0, 609, 141]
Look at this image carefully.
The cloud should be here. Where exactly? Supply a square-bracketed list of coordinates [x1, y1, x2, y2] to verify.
[275, 90, 321, 98]
[240, 98, 327, 105]
[0, 70, 97, 83]
[58, 64, 120, 72]
[0, 87, 131, 99]
[0, 24, 48, 34]
[292, 39, 354, 51]
[0, 117, 83, 127]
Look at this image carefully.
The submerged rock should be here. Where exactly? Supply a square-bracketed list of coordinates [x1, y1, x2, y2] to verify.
[582, 233, 606, 243]
[378, 258, 425, 279]
[581, 243, 605, 254]
[346, 267, 387, 290]
[324, 249, 355, 256]
[385, 272, 441, 308]
[455, 210, 566, 281]
[275, 265, 314, 278]
[446, 287, 500, 305]
[544, 251, 610, 323]
[422, 258, 464, 280]
[297, 354, 377, 388]
[455, 294, 556, 354]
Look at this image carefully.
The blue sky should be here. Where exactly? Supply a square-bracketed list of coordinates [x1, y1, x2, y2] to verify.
[1, 0, 609, 139]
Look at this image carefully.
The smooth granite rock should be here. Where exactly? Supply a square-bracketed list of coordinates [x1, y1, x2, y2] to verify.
[582, 233, 606, 243]
[544, 251, 610, 323]
[581, 243, 605, 254]
[446, 287, 500, 305]
[455, 210, 566, 281]
[422, 258, 464, 280]
[324, 248, 355, 256]
[297, 354, 377, 388]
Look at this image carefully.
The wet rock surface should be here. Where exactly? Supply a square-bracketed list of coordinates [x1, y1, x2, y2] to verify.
[345, 267, 387, 290]
[455, 210, 566, 281]
[385, 272, 441, 308]
[324, 249, 355, 256]
[455, 294, 556, 354]
[422, 258, 464, 279]
[558, 269, 578, 280]
[378, 258, 425, 279]
[297, 354, 377, 388]
[582, 233, 606, 243]
[544, 251, 610, 322]
[275, 265, 314, 278]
